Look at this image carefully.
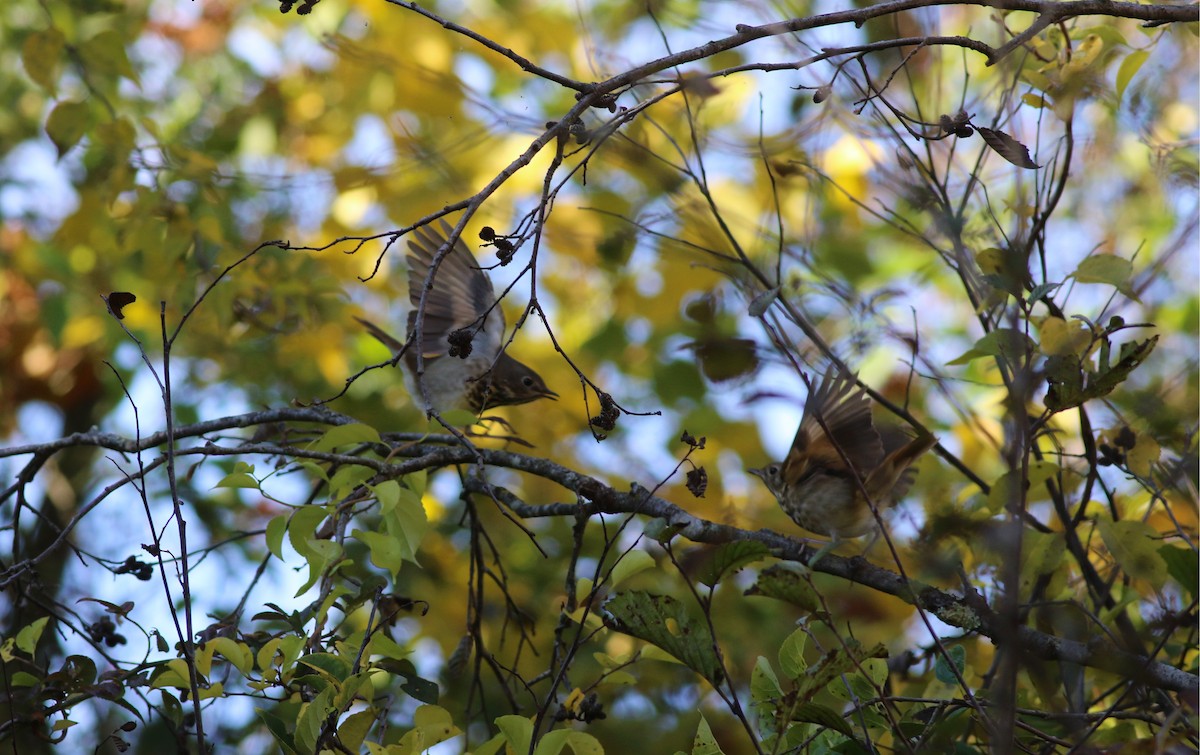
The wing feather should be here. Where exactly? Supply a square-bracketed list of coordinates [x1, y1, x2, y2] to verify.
[406, 220, 503, 361]
[781, 371, 884, 485]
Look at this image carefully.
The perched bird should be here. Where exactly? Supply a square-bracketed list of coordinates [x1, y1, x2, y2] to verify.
[357, 220, 557, 414]
[749, 371, 936, 543]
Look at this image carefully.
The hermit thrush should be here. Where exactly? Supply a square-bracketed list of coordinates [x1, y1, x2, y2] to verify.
[357, 220, 556, 414]
[750, 371, 936, 541]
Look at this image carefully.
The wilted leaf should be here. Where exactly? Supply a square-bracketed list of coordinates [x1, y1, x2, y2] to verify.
[978, 127, 1039, 169]
[102, 291, 136, 319]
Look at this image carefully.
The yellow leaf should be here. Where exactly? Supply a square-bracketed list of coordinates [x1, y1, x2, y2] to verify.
[1038, 316, 1091, 356]
[1126, 433, 1161, 477]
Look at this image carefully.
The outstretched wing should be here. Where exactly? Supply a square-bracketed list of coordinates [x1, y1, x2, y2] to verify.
[406, 219, 503, 361]
[781, 371, 884, 485]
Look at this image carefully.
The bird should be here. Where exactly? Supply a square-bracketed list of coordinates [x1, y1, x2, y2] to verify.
[749, 370, 936, 548]
[356, 220, 557, 414]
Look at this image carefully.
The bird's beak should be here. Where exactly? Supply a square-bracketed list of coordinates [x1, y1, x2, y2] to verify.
[747, 467, 766, 481]
[542, 388, 559, 400]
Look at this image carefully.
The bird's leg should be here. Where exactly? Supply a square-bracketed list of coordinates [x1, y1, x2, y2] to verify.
[466, 416, 535, 448]
[803, 536, 843, 570]
[475, 414, 515, 433]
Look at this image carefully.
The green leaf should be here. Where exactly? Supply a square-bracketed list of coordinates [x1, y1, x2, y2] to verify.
[378, 485, 428, 565]
[610, 549, 655, 587]
[1097, 520, 1167, 589]
[338, 709, 376, 752]
[77, 29, 137, 82]
[947, 328, 1035, 367]
[750, 656, 783, 741]
[329, 463, 373, 498]
[495, 715, 533, 754]
[1072, 255, 1137, 301]
[1116, 49, 1149, 102]
[470, 732, 507, 755]
[691, 712, 726, 755]
[14, 617, 50, 656]
[371, 479, 401, 512]
[1044, 336, 1157, 412]
[791, 701, 855, 737]
[214, 461, 260, 489]
[601, 591, 723, 684]
[698, 541, 770, 587]
[750, 656, 782, 704]
[748, 286, 780, 317]
[934, 644, 966, 684]
[778, 628, 807, 680]
[643, 518, 688, 544]
[310, 423, 382, 452]
[795, 640, 886, 702]
[46, 101, 92, 158]
[533, 729, 603, 755]
[287, 506, 329, 560]
[257, 708, 299, 755]
[295, 686, 336, 755]
[1158, 545, 1198, 600]
[298, 652, 352, 684]
[373, 655, 440, 705]
[22, 28, 65, 93]
[266, 514, 288, 560]
[396, 704, 460, 752]
[353, 528, 405, 578]
[745, 564, 821, 612]
[439, 409, 480, 427]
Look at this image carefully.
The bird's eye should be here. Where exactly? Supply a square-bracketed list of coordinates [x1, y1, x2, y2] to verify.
[768, 465, 779, 475]
[522, 376, 535, 387]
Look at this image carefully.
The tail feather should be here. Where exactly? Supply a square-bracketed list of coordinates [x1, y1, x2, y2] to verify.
[866, 431, 937, 501]
[355, 316, 407, 353]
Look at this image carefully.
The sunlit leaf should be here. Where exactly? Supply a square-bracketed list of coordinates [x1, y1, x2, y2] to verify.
[1116, 49, 1150, 102]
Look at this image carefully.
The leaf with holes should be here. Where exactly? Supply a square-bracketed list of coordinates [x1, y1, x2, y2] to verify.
[601, 591, 723, 684]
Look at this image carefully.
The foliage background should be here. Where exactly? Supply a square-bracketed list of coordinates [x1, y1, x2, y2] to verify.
[0, 0, 1197, 753]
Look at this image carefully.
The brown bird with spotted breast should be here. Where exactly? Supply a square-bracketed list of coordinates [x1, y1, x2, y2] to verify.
[750, 371, 936, 547]
[357, 220, 557, 414]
